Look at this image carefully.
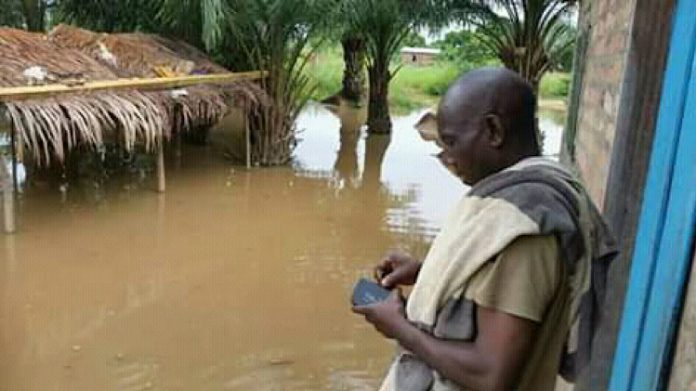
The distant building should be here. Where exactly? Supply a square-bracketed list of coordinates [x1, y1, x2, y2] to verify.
[400, 47, 441, 67]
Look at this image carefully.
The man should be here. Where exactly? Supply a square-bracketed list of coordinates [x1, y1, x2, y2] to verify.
[353, 68, 616, 390]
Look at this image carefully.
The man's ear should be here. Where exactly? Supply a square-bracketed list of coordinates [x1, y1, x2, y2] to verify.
[484, 114, 505, 148]
[415, 112, 439, 142]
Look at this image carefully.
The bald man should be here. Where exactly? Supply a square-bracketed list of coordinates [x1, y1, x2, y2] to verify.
[353, 68, 616, 390]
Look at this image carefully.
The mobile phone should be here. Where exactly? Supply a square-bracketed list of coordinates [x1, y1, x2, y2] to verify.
[352, 278, 391, 306]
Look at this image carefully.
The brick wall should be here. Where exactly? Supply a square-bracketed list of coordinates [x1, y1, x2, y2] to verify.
[572, 0, 635, 208]
[569, 1, 680, 389]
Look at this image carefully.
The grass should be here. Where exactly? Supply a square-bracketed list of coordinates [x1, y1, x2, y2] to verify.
[305, 47, 570, 113]
[306, 47, 344, 101]
[389, 64, 460, 112]
[539, 72, 572, 99]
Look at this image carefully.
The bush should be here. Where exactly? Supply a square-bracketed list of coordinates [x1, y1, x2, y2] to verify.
[305, 47, 461, 111]
[393, 63, 460, 97]
[305, 46, 345, 101]
[434, 30, 498, 69]
[540, 73, 571, 99]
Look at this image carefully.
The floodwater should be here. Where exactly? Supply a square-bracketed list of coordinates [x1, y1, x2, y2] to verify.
[0, 102, 565, 390]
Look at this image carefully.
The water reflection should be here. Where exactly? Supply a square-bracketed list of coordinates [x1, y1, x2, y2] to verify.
[330, 101, 364, 188]
[539, 108, 567, 159]
[295, 102, 466, 236]
[0, 100, 566, 390]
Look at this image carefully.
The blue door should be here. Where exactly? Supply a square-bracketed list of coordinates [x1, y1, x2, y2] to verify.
[610, 0, 696, 389]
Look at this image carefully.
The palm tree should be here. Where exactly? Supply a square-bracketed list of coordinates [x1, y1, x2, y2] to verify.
[50, 0, 221, 48]
[0, 0, 48, 31]
[209, 0, 335, 165]
[156, 0, 230, 50]
[56, 0, 165, 35]
[453, 0, 577, 93]
[343, 0, 446, 134]
[0, 0, 26, 28]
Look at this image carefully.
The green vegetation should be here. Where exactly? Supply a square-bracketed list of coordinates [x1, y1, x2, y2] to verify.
[395, 64, 461, 99]
[306, 45, 571, 113]
[540, 73, 572, 99]
[452, 0, 576, 93]
[4, 0, 577, 164]
[159, 0, 335, 165]
[307, 47, 345, 101]
[305, 47, 453, 113]
[388, 63, 460, 112]
[56, 0, 165, 35]
[0, 0, 47, 30]
[436, 29, 499, 69]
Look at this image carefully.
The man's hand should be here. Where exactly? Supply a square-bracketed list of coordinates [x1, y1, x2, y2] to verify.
[352, 289, 538, 389]
[352, 290, 408, 339]
[374, 251, 422, 288]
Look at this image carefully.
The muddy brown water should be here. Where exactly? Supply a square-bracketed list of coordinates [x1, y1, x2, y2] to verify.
[0, 102, 565, 390]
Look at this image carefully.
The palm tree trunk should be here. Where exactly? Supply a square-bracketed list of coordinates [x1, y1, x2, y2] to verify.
[341, 35, 366, 102]
[367, 64, 392, 134]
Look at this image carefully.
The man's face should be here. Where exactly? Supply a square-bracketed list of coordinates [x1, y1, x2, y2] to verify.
[436, 101, 487, 186]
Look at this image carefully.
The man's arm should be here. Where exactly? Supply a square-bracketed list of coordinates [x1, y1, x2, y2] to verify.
[397, 305, 538, 390]
[354, 293, 538, 391]
[356, 236, 559, 389]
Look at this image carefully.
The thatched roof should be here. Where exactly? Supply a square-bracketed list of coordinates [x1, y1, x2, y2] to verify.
[0, 26, 266, 165]
[49, 25, 264, 133]
[0, 27, 168, 163]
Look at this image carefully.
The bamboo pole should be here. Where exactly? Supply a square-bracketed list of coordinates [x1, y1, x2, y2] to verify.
[157, 141, 166, 193]
[0, 71, 268, 103]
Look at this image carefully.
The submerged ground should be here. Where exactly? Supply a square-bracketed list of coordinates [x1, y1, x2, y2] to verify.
[0, 102, 565, 390]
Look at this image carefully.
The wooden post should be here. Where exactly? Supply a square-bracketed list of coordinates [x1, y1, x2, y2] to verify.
[0, 152, 15, 234]
[0, 106, 15, 234]
[16, 125, 23, 163]
[2, 176, 14, 234]
[10, 122, 17, 195]
[245, 113, 252, 169]
[157, 140, 166, 193]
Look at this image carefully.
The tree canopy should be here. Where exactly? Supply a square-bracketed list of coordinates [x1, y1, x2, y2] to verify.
[451, 0, 577, 90]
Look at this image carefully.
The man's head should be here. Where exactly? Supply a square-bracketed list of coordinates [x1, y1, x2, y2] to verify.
[436, 67, 539, 185]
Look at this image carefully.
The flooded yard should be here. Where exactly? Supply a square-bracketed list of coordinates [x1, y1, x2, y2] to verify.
[0, 103, 565, 390]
